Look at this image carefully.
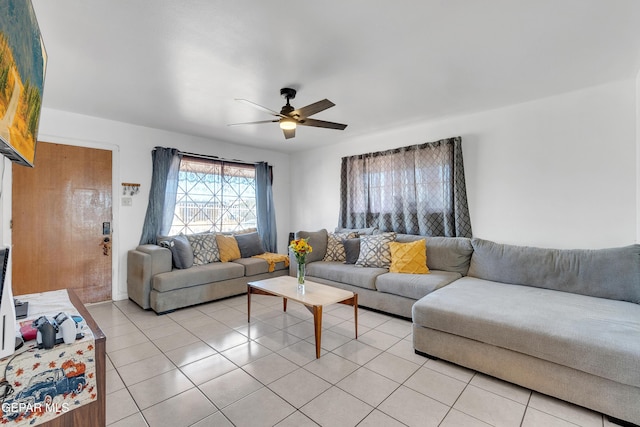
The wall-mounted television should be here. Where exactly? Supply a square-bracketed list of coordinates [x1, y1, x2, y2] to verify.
[0, 0, 47, 168]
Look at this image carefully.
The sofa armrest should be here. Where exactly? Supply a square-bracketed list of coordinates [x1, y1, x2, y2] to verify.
[127, 245, 172, 309]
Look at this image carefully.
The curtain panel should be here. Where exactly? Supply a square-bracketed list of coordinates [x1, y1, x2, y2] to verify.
[139, 147, 183, 244]
[255, 162, 278, 252]
[339, 136, 472, 237]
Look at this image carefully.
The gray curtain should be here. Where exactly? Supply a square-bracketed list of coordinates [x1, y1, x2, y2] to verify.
[255, 162, 277, 252]
[339, 136, 472, 237]
[139, 147, 182, 244]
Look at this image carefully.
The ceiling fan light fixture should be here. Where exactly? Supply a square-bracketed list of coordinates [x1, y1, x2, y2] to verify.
[230, 88, 346, 139]
[279, 118, 296, 130]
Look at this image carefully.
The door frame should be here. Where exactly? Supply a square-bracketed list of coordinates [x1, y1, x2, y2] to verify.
[2, 135, 121, 301]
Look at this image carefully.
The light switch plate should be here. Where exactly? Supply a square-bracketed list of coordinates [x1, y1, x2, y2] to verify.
[121, 197, 132, 207]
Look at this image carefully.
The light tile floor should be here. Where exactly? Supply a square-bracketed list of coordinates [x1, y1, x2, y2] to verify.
[87, 294, 619, 427]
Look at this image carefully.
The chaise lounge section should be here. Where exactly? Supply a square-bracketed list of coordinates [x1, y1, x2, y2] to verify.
[412, 238, 640, 425]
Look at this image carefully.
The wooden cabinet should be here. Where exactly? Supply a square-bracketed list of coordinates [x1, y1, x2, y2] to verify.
[12, 290, 106, 427]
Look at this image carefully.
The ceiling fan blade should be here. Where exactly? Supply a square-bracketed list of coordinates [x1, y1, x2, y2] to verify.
[291, 99, 335, 118]
[283, 127, 295, 139]
[235, 99, 285, 118]
[298, 118, 348, 130]
[227, 120, 278, 126]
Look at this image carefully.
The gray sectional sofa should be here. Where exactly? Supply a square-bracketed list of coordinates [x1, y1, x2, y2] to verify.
[292, 228, 640, 425]
[127, 242, 288, 314]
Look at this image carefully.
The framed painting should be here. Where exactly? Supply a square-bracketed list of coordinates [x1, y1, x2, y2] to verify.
[0, 0, 46, 167]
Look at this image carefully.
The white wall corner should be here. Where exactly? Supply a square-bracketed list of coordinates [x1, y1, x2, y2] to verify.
[637, 69, 640, 243]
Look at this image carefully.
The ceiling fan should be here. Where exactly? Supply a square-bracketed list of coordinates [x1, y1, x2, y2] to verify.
[228, 88, 348, 140]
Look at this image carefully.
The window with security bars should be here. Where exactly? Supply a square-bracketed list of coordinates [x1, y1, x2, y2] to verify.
[168, 156, 257, 235]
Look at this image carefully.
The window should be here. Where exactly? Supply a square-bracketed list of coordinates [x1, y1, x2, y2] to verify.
[168, 156, 257, 235]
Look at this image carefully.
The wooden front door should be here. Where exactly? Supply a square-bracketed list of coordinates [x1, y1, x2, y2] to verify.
[11, 141, 113, 303]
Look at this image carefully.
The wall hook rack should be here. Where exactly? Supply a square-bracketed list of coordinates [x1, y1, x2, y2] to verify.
[122, 183, 140, 196]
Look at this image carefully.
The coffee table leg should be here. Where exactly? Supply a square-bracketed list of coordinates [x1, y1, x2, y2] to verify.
[247, 285, 252, 323]
[283, 297, 287, 312]
[313, 305, 322, 358]
[354, 293, 358, 339]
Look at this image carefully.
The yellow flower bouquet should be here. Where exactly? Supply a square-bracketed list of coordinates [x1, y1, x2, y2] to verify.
[289, 238, 313, 285]
[289, 237, 313, 263]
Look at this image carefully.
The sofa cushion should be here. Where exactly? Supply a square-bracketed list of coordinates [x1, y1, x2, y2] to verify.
[356, 232, 397, 268]
[295, 229, 328, 263]
[395, 235, 473, 276]
[215, 234, 241, 262]
[235, 232, 265, 258]
[343, 238, 360, 264]
[376, 270, 460, 299]
[412, 277, 640, 388]
[323, 232, 357, 262]
[389, 239, 429, 274]
[158, 235, 194, 269]
[186, 233, 220, 265]
[232, 257, 287, 276]
[468, 238, 640, 303]
[153, 262, 245, 292]
[306, 261, 387, 290]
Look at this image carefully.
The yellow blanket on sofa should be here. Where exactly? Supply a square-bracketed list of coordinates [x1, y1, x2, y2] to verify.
[252, 252, 290, 272]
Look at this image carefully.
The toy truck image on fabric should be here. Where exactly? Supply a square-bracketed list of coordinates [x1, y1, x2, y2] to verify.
[2, 361, 86, 420]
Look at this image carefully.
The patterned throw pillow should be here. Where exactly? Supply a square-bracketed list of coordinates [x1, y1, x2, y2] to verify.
[323, 232, 357, 262]
[355, 232, 397, 268]
[186, 233, 220, 265]
[389, 239, 430, 274]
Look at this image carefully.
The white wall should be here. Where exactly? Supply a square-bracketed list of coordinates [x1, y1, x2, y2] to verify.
[637, 69, 640, 243]
[291, 79, 637, 249]
[2, 110, 291, 300]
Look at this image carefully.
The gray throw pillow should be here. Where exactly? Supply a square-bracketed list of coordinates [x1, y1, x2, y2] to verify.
[235, 231, 266, 258]
[159, 234, 194, 269]
[343, 238, 360, 264]
[294, 229, 328, 263]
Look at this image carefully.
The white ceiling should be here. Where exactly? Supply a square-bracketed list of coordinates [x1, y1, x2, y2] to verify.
[31, 0, 640, 153]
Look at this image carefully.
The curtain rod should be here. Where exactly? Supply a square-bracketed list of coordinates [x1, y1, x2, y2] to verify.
[179, 150, 261, 166]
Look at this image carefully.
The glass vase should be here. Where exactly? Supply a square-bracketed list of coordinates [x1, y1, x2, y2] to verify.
[297, 262, 306, 294]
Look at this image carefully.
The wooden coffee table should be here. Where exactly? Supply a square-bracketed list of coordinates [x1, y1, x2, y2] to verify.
[247, 276, 358, 358]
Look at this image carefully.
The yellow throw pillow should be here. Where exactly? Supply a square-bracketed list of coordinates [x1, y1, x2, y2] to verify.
[215, 234, 241, 262]
[389, 239, 430, 274]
